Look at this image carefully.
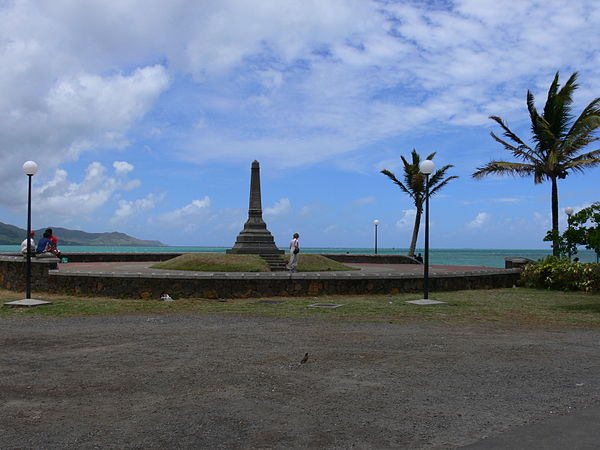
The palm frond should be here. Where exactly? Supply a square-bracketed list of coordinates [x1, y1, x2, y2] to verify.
[429, 175, 459, 197]
[489, 116, 531, 148]
[380, 169, 414, 199]
[527, 90, 543, 147]
[543, 72, 578, 141]
[563, 148, 600, 173]
[427, 164, 455, 187]
[490, 131, 539, 163]
[472, 161, 536, 180]
[562, 97, 600, 154]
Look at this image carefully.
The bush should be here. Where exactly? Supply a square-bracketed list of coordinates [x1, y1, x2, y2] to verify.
[520, 256, 600, 292]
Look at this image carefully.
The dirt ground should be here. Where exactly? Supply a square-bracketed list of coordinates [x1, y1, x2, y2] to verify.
[1, 313, 599, 449]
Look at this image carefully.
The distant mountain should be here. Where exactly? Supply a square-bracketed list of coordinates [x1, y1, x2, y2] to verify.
[0, 222, 165, 246]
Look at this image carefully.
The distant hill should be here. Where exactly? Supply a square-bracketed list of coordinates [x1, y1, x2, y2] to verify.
[0, 222, 165, 246]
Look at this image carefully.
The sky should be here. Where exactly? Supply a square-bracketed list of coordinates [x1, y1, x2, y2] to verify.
[0, 0, 599, 249]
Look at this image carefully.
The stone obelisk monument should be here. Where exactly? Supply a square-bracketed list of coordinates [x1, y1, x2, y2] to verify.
[227, 160, 283, 254]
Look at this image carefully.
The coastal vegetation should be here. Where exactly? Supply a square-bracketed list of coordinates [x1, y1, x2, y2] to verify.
[521, 257, 600, 292]
[151, 253, 356, 272]
[380, 149, 458, 257]
[548, 201, 600, 262]
[473, 72, 600, 256]
[2, 288, 598, 328]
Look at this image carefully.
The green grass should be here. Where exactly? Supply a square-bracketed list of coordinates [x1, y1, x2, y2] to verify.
[2, 288, 600, 329]
[151, 253, 270, 272]
[149, 253, 356, 272]
[294, 254, 358, 272]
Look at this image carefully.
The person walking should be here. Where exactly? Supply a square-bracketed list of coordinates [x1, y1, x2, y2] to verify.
[287, 233, 300, 272]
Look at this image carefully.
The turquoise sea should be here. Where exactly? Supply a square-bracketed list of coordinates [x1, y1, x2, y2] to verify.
[1, 246, 597, 268]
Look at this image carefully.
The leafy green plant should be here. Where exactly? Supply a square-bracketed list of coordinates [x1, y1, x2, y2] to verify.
[521, 256, 600, 292]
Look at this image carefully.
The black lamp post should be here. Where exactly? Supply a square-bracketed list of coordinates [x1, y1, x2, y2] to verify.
[373, 219, 380, 254]
[23, 161, 38, 299]
[419, 159, 435, 300]
[565, 207, 574, 261]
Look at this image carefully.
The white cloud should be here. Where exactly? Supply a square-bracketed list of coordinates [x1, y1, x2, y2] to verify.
[0, 0, 598, 244]
[396, 209, 416, 230]
[265, 198, 291, 217]
[1, 1, 598, 179]
[157, 197, 212, 228]
[324, 224, 338, 234]
[0, 65, 169, 210]
[467, 212, 490, 229]
[113, 161, 134, 175]
[352, 196, 376, 206]
[167, 0, 599, 168]
[33, 162, 136, 224]
[111, 193, 163, 223]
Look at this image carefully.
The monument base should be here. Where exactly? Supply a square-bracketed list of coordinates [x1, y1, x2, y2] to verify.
[227, 234, 284, 254]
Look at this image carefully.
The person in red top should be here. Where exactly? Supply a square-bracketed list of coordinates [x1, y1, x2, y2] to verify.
[44, 228, 62, 258]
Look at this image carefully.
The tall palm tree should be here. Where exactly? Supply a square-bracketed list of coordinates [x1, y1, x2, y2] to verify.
[381, 149, 458, 257]
[472, 72, 600, 256]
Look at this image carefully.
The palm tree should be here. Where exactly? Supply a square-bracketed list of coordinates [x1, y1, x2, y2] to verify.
[472, 72, 600, 256]
[381, 149, 458, 257]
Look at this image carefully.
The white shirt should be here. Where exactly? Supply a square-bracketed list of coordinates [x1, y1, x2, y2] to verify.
[20, 238, 35, 253]
[290, 238, 299, 251]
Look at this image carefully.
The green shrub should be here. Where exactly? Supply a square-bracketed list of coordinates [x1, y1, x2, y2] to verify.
[520, 256, 600, 292]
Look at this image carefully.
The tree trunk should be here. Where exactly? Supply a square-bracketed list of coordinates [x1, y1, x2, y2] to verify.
[551, 176, 560, 257]
[408, 207, 422, 257]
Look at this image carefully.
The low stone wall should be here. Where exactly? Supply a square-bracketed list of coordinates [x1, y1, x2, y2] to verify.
[0, 252, 419, 264]
[505, 257, 534, 269]
[54, 252, 183, 263]
[0, 255, 520, 300]
[45, 271, 520, 299]
[0, 256, 58, 292]
[324, 254, 420, 264]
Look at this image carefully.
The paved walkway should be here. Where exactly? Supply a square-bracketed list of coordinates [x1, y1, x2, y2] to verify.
[462, 406, 600, 449]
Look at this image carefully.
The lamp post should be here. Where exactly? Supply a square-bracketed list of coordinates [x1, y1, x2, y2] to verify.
[419, 159, 435, 300]
[23, 161, 38, 299]
[373, 219, 380, 254]
[565, 207, 574, 261]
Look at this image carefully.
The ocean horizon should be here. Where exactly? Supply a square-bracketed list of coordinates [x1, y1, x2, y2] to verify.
[1, 246, 597, 268]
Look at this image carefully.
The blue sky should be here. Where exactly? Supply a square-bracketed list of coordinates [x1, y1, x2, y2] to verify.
[0, 0, 598, 249]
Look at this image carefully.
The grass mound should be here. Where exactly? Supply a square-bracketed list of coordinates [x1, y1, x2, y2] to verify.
[293, 254, 358, 272]
[150, 253, 357, 272]
[151, 253, 269, 272]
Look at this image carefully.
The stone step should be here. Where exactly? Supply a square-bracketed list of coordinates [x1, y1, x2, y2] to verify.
[260, 254, 288, 272]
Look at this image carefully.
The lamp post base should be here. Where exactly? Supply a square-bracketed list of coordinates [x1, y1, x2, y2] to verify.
[4, 299, 53, 307]
[405, 299, 447, 305]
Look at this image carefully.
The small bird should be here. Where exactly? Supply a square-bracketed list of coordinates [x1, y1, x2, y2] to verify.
[300, 352, 309, 364]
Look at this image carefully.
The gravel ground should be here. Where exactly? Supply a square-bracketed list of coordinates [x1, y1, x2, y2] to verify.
[1, 313, 599, 449]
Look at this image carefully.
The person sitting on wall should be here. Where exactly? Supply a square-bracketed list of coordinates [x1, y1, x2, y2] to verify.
[36, 230, 60, 258]
[44, 227, 62, 258]
[20, 231, 36, 256]
[415, 253, 423, 263]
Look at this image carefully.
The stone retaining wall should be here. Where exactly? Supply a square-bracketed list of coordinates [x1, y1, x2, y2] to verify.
[43, 271, 519, 299]
[0, 257, 58, 292]
[1, 252, 418, 264]
[0, 255, 520, 299]
[324, 254, 419, 264]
